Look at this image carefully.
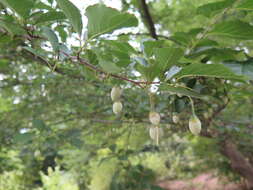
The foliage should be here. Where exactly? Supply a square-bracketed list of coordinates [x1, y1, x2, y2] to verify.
[39, 167, 79, 190]
[0, 0, 253, 189]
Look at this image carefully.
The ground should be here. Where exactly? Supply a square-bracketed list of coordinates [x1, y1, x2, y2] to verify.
[158, 173, 244, 190]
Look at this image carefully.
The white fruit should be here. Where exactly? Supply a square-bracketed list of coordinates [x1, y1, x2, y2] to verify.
[189, 115, 201, 135]
[111, 86, 122, 102]
[34, 150, 41, 157]
[16, 46, 22, 52]
[223, 97, 228, 103]
[149, 126, 164, 140]
[172, 113, 179, 124]
[113, 101, 123, 115]
[176, 93, 183, 98]
[149, 112, 160, 125]
[203, 112, 209, 119]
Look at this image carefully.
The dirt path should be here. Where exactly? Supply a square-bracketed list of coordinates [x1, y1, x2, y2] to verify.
[158, 173, 244, 190]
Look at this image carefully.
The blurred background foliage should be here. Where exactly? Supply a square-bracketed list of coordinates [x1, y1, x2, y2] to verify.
[0, 0, 253, 189]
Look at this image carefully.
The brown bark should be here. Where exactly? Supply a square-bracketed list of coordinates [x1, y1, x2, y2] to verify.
[220, 139, 253, 190]
[138, 0, 158, 40]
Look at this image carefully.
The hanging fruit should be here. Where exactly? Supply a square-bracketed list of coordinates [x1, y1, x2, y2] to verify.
[172, 112, 179, 124]
[149, 111, 160, 125]
[113, 101, 123, 115]
[111, 86, 122, 102]
[149, 126, 164, 145]
[189, 115, 201, 135]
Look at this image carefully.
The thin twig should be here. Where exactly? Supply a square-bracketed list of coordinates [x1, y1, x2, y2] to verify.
[117, 32, 171, 40]
[61, 51, 161, 88]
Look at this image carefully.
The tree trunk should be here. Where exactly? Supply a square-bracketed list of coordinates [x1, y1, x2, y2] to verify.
[220, 139, 253, 190]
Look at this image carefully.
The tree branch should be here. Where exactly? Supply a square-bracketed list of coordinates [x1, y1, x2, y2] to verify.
[62, 52, 160, 88]
[117, 32, 170, 40]
[20, 48, 160, 88]
[21, 49, 85, 80]
[138, 0, 158, 40]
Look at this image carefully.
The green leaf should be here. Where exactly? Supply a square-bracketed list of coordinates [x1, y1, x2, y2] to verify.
[195, 39, 219, 48]
[105, 40, 136, 54]
[188, 47, 242, 61]
[169, 32, 191, 46]
[0, 0, 34, 18]
[13, 132, 34, 144]
[224, 59, 253, 80]
[169, 29, 203, 47]
[99, 60, 121, 73]
[175, 63, 246, 81]
[56, 0, 82, 35]
[55, 25, 68, 42]
[29, 11, 44, 21]
[34, 11, 66, 24]
[42, 26, 59, 52]
[59, 43, 71, 60]
[111, 49, 131, 67]
[208, 20, 253, 40]
[59, 44, 71, 60]
[0, 20, 26, 36]
[86, 4, 138, 39]
[196, 0, 235, 17]
[35, 2, 54, 11]
[104, 40, 134, 67]
[94, 40, 133, 68]
[22, 46, 40, 56]
[160, 84, 206, 99]
[22, 47, 50, 65]
[0, 59, 9, 68]
[154, 47, 184, 74]
[135, 63, 159, 81]
[86, 49, 99, 65]
[32, 119, 50, 131]
[142, 40, 165, 57]
[236, 0, 253, 11]
[0, 35, 11, 44]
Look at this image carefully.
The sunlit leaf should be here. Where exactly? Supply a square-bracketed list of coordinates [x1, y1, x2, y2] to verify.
[86, 4, 138, 39]
[236, 0, 253, 11]
[208, 20, 253, 40]
[34, 11, 66, 24]
[175, 63, 246, 81]
[224, 59, 253, 80]
[56, 0, 83, 35]
[0, 20, 26, 36]
[0, 0, 34, 18]
[154, 47, 184, 74]
[196, 0, 235, 17]
[42, 26, 59, 52]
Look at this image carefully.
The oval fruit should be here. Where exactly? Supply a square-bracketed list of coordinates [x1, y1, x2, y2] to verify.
[34, 150, 41, 157]
[16, 46, 22, 52]
[203, 112, 209, 119]
[111, 86, 122, 102]
[176, 93, 183, 98]
[189, 115, 201, 135]
[223, 97, 228, 103]
[172, 113, 179, 124]
[149, 126, 164, 140]
[113, 101, 123, 115]
[149, 111, 160, 125]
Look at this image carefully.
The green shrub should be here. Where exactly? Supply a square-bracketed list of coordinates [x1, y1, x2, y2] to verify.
[0, 170, 26, 190]
[40, 167, 79, 190]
